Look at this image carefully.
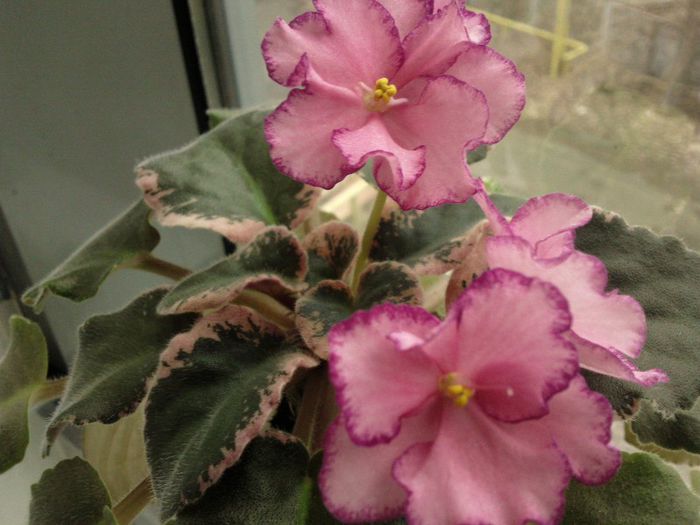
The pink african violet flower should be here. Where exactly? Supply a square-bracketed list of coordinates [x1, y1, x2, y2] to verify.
[321, 269, 620, 525]
[262, 0, 525, 210]
[474, 190, 669, 387]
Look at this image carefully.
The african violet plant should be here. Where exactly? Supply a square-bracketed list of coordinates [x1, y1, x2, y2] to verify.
[3, 1, 700, 524]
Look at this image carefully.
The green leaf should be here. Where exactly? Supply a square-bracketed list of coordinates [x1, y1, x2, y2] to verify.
[370, 194, 522, 275]
[168, 434, 309, 525]
[137, 109, 320, 244]
[206, 108, 237, 129]
[295, 262, 423, 359]
[84, 404, 150, 503]
[575, 210, 700, 451]
[466, 145, 489, 164]
[158, 227, 307, 315]
[45, 288, 196, 449]
[563, 452, 700, 524]
[22, 200, 160, 311]
[303, 222, 359, 287]
[631, 399, 700, 455]
[29, 457, 115, 525]
[145, 305, 318, 519]
[0, 316, 47, 474]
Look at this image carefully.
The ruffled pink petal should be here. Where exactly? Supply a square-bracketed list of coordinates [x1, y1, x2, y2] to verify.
[431, 1, 492, 44]
[375, 75, 487, 209]
[332, 116, 426, 190]
[262, 13, 327, 87]
[543, 375, 621, 484]
[431, 0, 454, 10]
[320, 407, 440, 524]
[463, 9, 492, 45]
[434, 269, 578, 422]
[444, 43, 526, 144]
[328, 305, 441, 445]
[265, 70, 368, 189]
[567, 332, 669, 387]
[262, 0, 404, 89]
[510, 193, 593, 259]
[487, 237, 647, 359]
[393, 402, 571, 525]
[380, 0, 431, 39]
[394, 2, 469, 87]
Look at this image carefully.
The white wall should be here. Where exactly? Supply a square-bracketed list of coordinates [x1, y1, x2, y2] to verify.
[0, 0, 224, 366]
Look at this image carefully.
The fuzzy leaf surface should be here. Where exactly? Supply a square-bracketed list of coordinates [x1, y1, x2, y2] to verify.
[29, 457, 115, 525]
[145, 306, 317, 519]
[303, 222, 359, 287]
[46, 288, 196, 447]
[137, 109, 319, 244]
[632, 399, 700, 454]
[84, 404, 149, 503]
[370, 194, 522, 275]
[158, 227, 307, 314]
[22, 201, 159, 311]
[295, 262, 423, 359]
[168, 435, 308, 525]
[563, 452, 700, 524]
[0, 316, 47, 474]
[576, 210, 700, 450]
[206, 108, 237, 128]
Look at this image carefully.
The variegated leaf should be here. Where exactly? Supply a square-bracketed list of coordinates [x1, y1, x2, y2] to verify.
[444, 220, 491, 309]
[158, 227, 307, 315]
[370, 194, 522, 275]
[168, 434, 309, 525]
[296, 262, 423, 359]
[145, 305, 318, 519]
[303, 222, 359, 286]
[576, 210, 700, 452]
[0, 316, 47, 474]
[29, 457, 116, 525]
[563, 452, 700, 524]
[137, 109, 320, 244]
[22, 200, 160, 311]
[45, 288, 196, 449]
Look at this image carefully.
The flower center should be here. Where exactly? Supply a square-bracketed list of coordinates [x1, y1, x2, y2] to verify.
[439, 373, 474, 409]
[362, 77, 400, 113]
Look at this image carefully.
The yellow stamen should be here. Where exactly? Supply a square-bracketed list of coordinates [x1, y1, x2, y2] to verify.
[439, 373, 475, 409]
[446, 384, 465, 396]
[373, 77, 398, 102]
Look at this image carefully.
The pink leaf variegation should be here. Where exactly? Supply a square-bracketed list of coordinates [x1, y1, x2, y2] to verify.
[144, 305, 318, 519]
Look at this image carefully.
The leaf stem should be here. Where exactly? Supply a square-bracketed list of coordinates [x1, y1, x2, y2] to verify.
[292, 365, 337, 454]
[112, 477, 153, 525]
[30, 377, 68, 407]
[234, 289, 296, 331]
[351, 189, 387, 294]
[129, 254, 192, 281]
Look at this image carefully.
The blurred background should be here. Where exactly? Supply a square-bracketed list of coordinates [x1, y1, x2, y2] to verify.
[0, 0, 698, 522]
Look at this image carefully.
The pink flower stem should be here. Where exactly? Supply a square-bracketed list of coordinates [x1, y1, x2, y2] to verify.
[351, 189, 388, 295]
